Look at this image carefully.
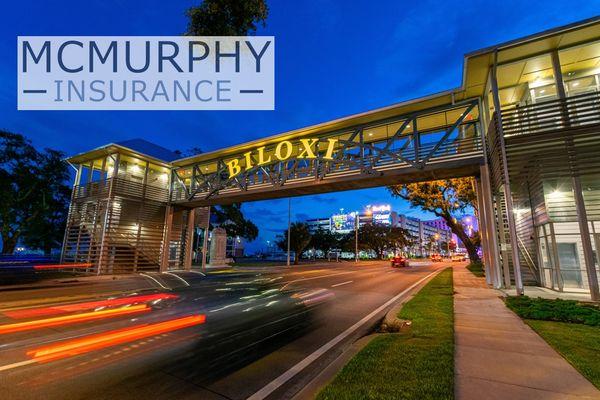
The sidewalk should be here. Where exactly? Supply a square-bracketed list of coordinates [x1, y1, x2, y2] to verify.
[453, 264, 600, 400]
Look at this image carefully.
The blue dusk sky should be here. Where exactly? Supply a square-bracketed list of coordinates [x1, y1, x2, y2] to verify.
[2, 1, 598, 253]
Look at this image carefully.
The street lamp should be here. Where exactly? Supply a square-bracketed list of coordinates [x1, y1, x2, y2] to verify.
[287, 198, 291, 267]
[354, 212, 359, 263]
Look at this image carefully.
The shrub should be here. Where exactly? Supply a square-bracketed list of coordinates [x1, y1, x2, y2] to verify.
[505, 296, 600, 326]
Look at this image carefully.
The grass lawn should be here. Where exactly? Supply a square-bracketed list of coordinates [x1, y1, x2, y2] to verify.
[317, 268, 454, 400]
[504, 295, 600, 389]
[526, 319, 600, 389]
[465, 261, 485, 277]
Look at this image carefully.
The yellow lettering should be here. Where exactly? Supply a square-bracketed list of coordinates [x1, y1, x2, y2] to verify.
[226, 158, 242, 178]
[323, 138, 338, 160]
[297, 138, 318, 159]
[243, 151, 254, 171]
[275, 140, 293, 161]
[257, 146, 272, 165]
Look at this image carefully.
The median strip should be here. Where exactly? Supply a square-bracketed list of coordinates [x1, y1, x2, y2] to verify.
[248, 270, 439, 400]
[317, 268, 454, 400]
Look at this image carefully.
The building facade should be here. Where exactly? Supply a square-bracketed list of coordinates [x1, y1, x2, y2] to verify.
[62, 18, 600, 299]
[424, 215, 477, 249]
[306, 206, 452, 257]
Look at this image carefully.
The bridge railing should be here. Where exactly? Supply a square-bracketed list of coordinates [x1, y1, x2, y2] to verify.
[72, 177, 169, 203]
[172, 100, 484, 203]
[500, 91, 600, 137]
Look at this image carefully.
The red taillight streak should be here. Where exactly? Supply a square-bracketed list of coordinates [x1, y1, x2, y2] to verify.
[28, 314, 206, 362]
[0, 305, 150, 335]
[33, 263, 92, 270]
[4, 293, 178, 319]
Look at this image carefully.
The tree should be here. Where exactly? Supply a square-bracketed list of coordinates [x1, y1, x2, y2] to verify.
[275, 222, 311, 265]
[21, 150, 71, 254]
[311, 228, 342, 260]
[0, 132, 70, 254]
[213, 203, 258, 241]
[356, 224, 413, 259]
[173, 147, 203, 158]
[186, 0, 269, 36]
[388, 178, 481, 263]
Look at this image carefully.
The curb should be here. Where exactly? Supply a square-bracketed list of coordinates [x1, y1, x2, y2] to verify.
[291, 269, 443, 400]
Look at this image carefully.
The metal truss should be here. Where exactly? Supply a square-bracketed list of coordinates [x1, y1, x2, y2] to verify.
[172, 100, 482, 203]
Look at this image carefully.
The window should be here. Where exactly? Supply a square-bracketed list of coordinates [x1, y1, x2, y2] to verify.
[496, 54, 556, 109]
[559, 40, 600, 97]
[557, 242, 583, 288]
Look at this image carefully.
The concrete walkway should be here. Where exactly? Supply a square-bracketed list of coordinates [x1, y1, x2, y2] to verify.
[453, 264, 600, 400]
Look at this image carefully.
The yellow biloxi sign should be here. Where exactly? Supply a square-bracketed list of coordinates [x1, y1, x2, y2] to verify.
[225, 138, 338, 179]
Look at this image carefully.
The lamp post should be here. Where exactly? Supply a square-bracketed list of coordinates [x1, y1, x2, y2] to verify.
[287, 198, 291, 267]
[354, 212, 359, 263]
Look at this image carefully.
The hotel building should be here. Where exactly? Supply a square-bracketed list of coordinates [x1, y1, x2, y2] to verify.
[305, 206, 453, 256]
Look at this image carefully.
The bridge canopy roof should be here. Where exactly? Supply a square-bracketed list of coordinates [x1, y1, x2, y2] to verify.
[65, 17, 600, 168]
[172, 16, 600, 167]
[66, 138, 178, 167]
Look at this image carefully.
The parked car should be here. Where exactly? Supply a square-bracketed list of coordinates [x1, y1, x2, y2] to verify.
[390, 256, 408, 268]
[430, 254, 443, 262]
[451, 253, 467, 262]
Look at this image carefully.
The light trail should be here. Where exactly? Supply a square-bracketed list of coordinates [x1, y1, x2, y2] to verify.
[4, 293, 178, 319]
[33, 263, 92, 270]
[27, 314, 206, 363]
[0, 305, 150, 334]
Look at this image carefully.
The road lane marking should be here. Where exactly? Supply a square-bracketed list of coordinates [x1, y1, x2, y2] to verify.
[281, 267, 383, 289]
[247, 269, 440, 400]
[331, 281, 353, 288]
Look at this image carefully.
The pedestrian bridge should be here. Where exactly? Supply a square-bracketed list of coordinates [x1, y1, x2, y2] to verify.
[170, 99, 483, 206]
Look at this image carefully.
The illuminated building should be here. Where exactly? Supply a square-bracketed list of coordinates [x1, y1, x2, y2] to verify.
[305, 205, 452, 257]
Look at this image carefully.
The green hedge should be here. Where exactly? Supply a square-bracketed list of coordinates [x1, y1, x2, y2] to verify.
[505, 296, 600, 326]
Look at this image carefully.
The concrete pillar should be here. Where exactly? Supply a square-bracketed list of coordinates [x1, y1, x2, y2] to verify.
[475, 177, 492, 285]
[573, 178, 600, 300]
[490, 51, 524, 294]
[160, 205, 174, 272]
[550, 50, 599, 300]
[480, 164, 503, 288]
[183, 208, 195, 271]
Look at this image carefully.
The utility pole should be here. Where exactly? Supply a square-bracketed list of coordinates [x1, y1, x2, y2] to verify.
[287, 198, 291, 267]
[354, 212, 359, 263]
[201, 205, 211, 273]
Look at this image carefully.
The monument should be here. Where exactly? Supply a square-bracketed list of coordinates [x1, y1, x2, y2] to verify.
[209, 227, 230, 266]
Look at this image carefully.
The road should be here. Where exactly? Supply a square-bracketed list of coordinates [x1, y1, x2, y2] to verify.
[0, 261, 449, 400]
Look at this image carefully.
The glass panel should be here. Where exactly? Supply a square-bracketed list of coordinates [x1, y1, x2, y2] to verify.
[496, 54, 556, 109]
[559, 40, 600, 97]
[363, 124, 387, 143]
[557, 242, 583, 288]
[146, 163, 169, 188]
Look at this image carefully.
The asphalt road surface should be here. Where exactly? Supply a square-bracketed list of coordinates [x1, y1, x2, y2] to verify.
[0, 261, 449, 400]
